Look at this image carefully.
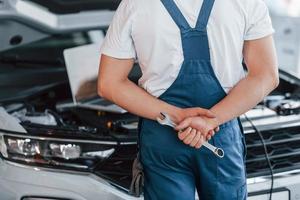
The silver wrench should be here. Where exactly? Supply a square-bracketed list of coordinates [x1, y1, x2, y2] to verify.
[156, 112, 224, 158]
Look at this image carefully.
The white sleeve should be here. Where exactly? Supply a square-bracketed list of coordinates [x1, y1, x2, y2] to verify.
[244, 0, 275, 41]
[100, 0, 136, 59]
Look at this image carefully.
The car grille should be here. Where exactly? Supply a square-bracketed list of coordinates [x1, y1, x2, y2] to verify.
[93, 144, 137, 191]
[245, 125, 300, 178]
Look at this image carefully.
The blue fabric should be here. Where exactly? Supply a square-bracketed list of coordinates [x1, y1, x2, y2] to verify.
[139, 0, 247, 199]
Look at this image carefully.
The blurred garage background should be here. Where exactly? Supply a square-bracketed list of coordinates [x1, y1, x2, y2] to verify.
[0, 0, 300, 200]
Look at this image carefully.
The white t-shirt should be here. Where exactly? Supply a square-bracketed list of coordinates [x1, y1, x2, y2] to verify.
[100, 0, 274, 97]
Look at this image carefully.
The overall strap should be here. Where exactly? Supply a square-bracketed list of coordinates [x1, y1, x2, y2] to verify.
[161, 0, 191, 31]
[195, 0, 215, 30]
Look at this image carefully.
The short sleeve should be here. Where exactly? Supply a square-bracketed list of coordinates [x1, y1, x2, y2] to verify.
[244, 0, 275, 41]
[100, 0, 136, 59]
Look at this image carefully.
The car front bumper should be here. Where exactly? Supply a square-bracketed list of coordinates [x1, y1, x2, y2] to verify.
[0, 159, 141, 200]
[2, 157, 300, 200]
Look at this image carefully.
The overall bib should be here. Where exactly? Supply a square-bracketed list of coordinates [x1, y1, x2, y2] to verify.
[138, 0, 247, 199]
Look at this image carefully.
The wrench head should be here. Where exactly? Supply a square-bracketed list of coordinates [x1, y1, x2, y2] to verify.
[156, 112, 175, 127]
[215, 148, 225, 158]
[156, 112, 168, 125]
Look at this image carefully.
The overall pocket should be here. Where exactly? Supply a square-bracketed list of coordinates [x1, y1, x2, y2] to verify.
[215, 120, 247, 185]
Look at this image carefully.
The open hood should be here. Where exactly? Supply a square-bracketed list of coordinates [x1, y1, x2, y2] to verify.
[0, 0, 120, 52]
[28, 0, 121, 14]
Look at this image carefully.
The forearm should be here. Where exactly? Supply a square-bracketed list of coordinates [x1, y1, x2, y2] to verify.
[210, 73, 278, 126]
[99, 78, 182, 122]
[210, 36, 279, 127]
[99, 55, 218, 125]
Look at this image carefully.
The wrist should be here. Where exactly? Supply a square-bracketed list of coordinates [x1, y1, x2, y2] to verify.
[169, 107, 184, 125]
[207, 115, 220, 129]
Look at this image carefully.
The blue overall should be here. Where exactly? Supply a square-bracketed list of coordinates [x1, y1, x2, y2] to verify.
[138, 0, 247, 199]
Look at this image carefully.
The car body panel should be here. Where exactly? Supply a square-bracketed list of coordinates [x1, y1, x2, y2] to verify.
[0, 159, 141, 200]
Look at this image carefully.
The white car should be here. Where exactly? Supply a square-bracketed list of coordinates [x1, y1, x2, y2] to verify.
[1, 1, 300, 200]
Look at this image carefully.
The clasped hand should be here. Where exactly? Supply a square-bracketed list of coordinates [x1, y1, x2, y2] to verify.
[174, 108, 220, 149]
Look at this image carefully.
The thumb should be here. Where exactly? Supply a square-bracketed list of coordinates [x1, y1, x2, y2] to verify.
[175, 118, 191, 131]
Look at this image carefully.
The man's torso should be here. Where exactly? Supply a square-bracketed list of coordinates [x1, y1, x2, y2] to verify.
[131, 0, 248, 97]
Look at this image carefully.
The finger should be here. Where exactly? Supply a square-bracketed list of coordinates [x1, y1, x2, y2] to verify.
[196, 108, 215, 118]
[201, 129, 209, 138]
[195, 135, 205, 149]
[183, 129, 197, 145]
[206, 131, 214, 141]
[178, 127, 192, 140]
[178, 127, 192, 141]
[215, 126, 220, 132]
[205, 131, 212, 140]
[208, 130, 214, 135]
[207, 135, 212, 141]
[211, 129, 217, 137]
[175, 118, 192, 131]
[190, 131, 201, 147]
[211, 130, 216, 137]
[206, 133, 215, 141]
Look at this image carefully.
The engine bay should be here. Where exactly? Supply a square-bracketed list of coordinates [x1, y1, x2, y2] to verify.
[1, 74, 300, 193]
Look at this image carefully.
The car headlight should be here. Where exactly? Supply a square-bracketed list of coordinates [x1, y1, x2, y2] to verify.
[0, 132, 116, 171]
[7, 138, 40, 156]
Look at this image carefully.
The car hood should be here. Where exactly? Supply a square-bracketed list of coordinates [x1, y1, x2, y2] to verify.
[0, 0, 120, 52]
